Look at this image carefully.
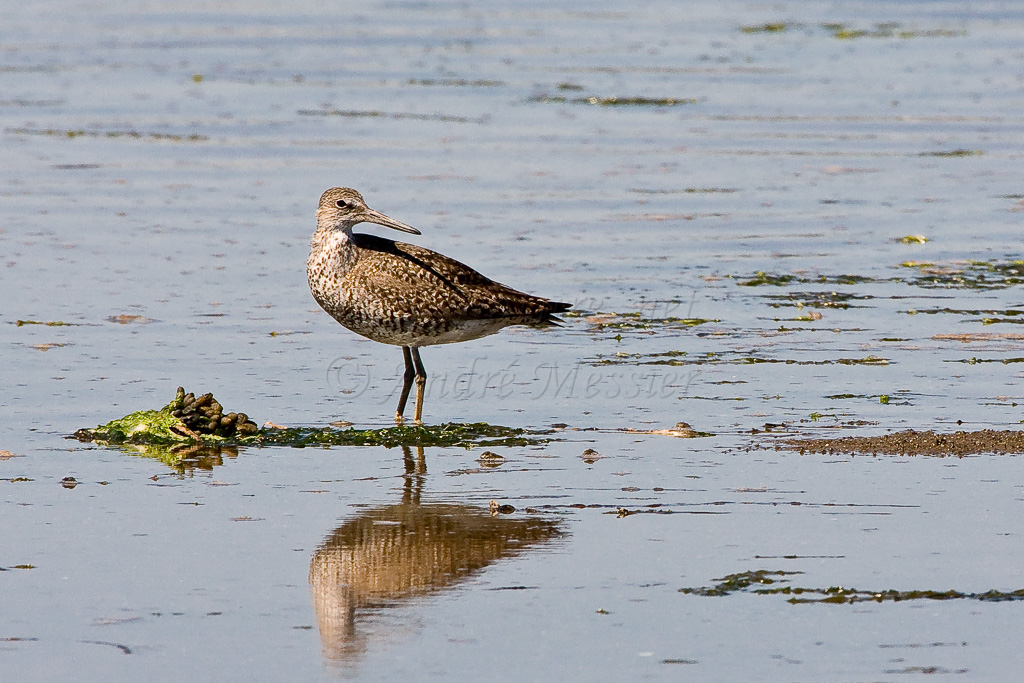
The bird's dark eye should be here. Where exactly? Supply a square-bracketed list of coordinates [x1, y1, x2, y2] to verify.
[335, 199, 349, 209]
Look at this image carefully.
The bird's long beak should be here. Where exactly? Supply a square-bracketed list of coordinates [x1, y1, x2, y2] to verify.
[361, 208, 422, 235]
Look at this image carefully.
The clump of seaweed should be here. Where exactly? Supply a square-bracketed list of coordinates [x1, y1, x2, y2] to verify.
[249, 422, 555, 449]
[529, 94, 699, 106]
[9, 127, 208, 142]
[679, 570, 1024, 604]
[732, 259, 1024, 290]
[740, 22, 966, 39]
[72, 388, 557, 454]
[73, 387, 258, 445]
[169, 387, 259, 438]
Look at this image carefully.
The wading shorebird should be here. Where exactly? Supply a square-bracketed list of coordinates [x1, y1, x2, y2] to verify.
[307, 187, 571, 423]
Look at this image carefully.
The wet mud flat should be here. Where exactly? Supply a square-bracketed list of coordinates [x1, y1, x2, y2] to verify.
[781, 428, 1024, 456]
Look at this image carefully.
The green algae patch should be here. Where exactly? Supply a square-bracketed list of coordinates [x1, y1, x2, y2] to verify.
[73, 388, 556, 455]
[741, 22, 791, 34]
[907, 307, 1024, 321]
[297, 109, 485, 124]
[74, 387, 257, 447]
[582, 311, 717, 331]
[15, 319, 75, 327]
[902, 259, 1024, 289]
[75, 408, 200, 446]
[679, 570, 801, 596]
[251, 422, 555, 449]
[529, 94, 699, 107]
[741, 22, 965, 40]
[407, 78, 504, 87]
[680, 570, 1024, 604]
[736, 271, 873, 287]
[629, 187, 739, 195]
[822, 22, 965, 40]
[9, 127, 208, 142]
[763, 290, 873, 310]
[920, 148, 982, 157]
[587, 350, 888, 367]
[733, 259, 1024, 291]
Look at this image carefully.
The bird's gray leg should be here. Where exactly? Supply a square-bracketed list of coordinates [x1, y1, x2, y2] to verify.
[395, 346, 415, 422]
[411, 347, 427, 423]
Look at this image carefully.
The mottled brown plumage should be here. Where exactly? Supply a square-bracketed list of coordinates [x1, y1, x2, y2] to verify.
[307, 187, 570, 422]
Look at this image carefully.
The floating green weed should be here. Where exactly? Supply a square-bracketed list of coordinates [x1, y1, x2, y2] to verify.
[75, 408, 194, 446]
[73, 391, 555, 454]
[298, 109, 485, 123]
[738, 272, 796, 287]
[920, 149, 982, 157]
[741, 22, 964, 39]
[763, 290, 873, 309]
[15, 319, 73, 326]
[741, 22, 791, 34]
[586, 311, 716, 331]
[904, 307, 1024, 325]
[529, 95, 699, 106]
[679, 570, 801, 596]
[909, 307, 1024, 317]
[680, 570, 1024, 603]
[823, 22, 964, 40]
[9, 127, 208, 142]
[582, 96, 697, 107]
[981, 318, 1024, 325]
[588, 351, 888, 367]
[629, 187, 739, 194]
[902, 259, 1024, 289]
[737, 272, 873, 287]
[593, 352, 888, 368]
[250, 423, 554, 449]
[735, 259, 1024, 290]
[407, 78, 504, 87]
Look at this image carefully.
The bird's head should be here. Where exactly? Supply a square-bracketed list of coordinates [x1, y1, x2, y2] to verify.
[316, 187, 421, 235]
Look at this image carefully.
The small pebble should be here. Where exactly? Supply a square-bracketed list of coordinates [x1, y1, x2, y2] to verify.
[477, 450, 506, 465]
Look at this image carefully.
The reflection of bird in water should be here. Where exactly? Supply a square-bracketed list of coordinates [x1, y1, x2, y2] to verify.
[307, 187, 571, 422]
[308, 446, 565, 667]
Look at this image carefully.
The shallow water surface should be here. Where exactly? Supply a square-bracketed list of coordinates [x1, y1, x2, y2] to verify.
[3, 1, 1024, 680]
